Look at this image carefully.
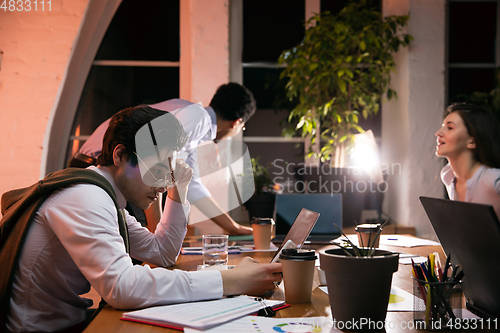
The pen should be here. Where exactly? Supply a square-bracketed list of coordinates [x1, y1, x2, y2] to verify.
[429, 253, 435, 279]
[411, 259, 427, 303]
[420, 260, 434, 326]
[183, 246, 242, 251]
[420, 263, 431, 282]
[450, 265, 459, 283]
[433, 252, 442, 280]
[168, 157, 176, 184]
[442, 253, 451, 282]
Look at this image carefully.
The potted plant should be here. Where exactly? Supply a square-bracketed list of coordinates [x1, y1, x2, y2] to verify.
[319, 222, 399, 330]
[278, 0, 412, 166]
[244, 157, 277, 220]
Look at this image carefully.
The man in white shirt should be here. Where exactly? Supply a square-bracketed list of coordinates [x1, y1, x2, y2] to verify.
[5, 105, 281, 332]
[72, 83, 256, 235]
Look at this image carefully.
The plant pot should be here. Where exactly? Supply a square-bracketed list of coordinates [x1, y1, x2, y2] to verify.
[244, 194, 276, 220]
[319, 249, 399, 331]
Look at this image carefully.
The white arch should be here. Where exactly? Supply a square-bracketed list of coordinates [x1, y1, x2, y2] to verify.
[42, 0, 122, 175]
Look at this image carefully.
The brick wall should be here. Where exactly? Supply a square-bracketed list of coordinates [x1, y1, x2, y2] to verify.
[0, 0, 89, 203]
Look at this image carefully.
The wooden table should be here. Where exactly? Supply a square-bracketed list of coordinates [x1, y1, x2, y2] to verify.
[84, 236, 490, 332]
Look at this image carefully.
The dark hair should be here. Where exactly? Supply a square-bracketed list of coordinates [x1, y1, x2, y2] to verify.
[210, 82, 256, 122]
[446, 103, 500, 168]
[97, 105, 188, 166]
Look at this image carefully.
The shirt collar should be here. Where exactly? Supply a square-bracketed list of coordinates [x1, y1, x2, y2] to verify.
[205, 106, 217, 140]
[466, 164, 486, 187]
[88, 165, 127, 209]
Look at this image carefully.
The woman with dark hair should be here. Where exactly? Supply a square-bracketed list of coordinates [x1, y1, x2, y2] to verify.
[435, 103, 500, 217]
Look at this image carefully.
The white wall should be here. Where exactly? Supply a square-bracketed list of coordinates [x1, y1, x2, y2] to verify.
[382, 0, 446, 239]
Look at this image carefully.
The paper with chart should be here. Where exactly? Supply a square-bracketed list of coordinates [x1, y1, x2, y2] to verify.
[319, 285, 414, 311]
[121, 295, 285, 330]
[184, 316, 340, 333]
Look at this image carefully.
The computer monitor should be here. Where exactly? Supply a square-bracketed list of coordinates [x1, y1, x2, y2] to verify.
[273, 193, 342, 244]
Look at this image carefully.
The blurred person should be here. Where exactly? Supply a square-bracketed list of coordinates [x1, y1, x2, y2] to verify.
[70, 83, 256, 235]
[1, 105, 281, 332]
[435, 103, 500, 217]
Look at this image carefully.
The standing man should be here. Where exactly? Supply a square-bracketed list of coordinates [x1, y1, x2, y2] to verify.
[71, 83, 256, 235]
[1, 105, 281, 332]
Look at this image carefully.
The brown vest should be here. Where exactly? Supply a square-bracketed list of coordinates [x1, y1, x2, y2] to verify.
[0, 168, 130, 331]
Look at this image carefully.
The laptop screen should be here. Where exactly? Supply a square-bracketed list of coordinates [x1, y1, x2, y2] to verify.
[270, 207, 320, 263]
[274, 193, 342, 239]
[420, 196, 500, 319]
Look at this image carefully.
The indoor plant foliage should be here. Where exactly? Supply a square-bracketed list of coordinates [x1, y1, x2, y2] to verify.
[244, 157, 276, 220]
[278, 0, 412, 166]
[251, 157, 274, 195]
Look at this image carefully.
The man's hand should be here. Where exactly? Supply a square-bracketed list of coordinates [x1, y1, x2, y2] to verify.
[219, 257, 282, 297]
[193, 197, 254, 235]
[168, 159, 193, 204]
[232, 224, 253, 235]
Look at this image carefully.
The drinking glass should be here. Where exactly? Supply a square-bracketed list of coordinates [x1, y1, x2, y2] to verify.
[202, 235, 229, 266]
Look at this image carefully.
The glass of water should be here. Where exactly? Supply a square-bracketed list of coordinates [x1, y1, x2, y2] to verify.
[202, 235, 229, 266]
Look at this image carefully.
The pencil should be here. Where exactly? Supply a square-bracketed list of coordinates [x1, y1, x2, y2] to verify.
[411, 259, 427, 304]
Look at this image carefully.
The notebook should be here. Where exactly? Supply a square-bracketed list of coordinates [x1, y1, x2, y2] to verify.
[121, 295, 286, 330]
[273, 193, 342, 244]
[420, 196, 500, 319]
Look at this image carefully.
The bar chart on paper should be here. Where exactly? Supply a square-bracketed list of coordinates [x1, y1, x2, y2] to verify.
[184, 316, 335, 333]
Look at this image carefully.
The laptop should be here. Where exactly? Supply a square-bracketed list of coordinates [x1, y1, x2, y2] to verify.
[420, 196, 500, 319]
[273, 193, 342, 245]
[269, 207, 321, 263]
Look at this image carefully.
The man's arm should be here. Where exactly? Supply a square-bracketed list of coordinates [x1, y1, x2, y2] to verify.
[220, 257, 282, 296]
[144, 194, 253, 235]
[193, 196, 252, 235]
[144, 198, 162, 233]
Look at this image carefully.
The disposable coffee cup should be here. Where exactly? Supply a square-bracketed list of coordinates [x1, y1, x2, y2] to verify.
[280, 248, 317, 303]
[355, 223, 381, 248]
[251, 217, 275, 250]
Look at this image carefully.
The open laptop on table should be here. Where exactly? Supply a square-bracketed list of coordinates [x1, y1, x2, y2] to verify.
[273, 193, 342, 245]
[198, 208, 320, 271]
[420, 196, 500, 319]
[269, 207, 321, 263]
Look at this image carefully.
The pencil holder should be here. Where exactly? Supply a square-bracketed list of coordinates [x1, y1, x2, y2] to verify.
[413, 278, 462, 331]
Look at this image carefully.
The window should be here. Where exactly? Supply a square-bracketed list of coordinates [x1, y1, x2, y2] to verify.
[242, 0, 382, 186]
[448, 1, 498, 102]
[66, 0, 180, 165]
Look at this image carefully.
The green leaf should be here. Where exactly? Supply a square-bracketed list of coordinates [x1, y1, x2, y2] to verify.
[338, 80, 347, 93]
[277, 2, 411, 163]
[387, 89, 393, 99]
[296, 117, 305, 129]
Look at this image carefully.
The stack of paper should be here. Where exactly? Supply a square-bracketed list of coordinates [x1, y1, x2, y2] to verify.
[121, 296, 285, 330]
